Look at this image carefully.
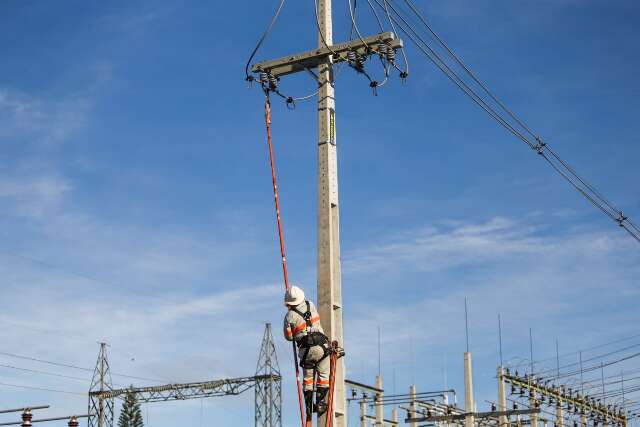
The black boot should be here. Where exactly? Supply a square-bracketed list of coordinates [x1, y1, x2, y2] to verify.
[316, 387, 329, 415]
[304, 390, 314, 415]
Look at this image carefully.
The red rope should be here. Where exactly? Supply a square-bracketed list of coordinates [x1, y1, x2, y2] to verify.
[263, 91, 306, 427]
[264, 92, 291, 291]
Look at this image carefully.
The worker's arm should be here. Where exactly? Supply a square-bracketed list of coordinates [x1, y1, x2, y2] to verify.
[283, 315, 294, 341]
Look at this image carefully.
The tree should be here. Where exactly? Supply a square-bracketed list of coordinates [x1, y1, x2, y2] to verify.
[117, 390, 144, 427]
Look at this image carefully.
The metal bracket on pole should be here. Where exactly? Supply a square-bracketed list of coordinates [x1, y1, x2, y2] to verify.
[251, 32, 403, 78]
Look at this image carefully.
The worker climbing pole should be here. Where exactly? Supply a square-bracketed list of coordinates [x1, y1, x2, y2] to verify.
[262, 89, 306, 427]
[262, 87, 345, 427]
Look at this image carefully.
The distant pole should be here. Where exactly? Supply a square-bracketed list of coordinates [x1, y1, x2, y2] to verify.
[621, 371, 625, 410]
[579, 351, 584, 395]
[498, 314, 504, 367]
[378, 325, 382, 377]
[465, 298, 470, 353]
[556, 340, 560, 378]
[529, 328, 534, 376]
[601, 362, 606, 403]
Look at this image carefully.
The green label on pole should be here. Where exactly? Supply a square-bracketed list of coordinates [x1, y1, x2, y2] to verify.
[329, 108, 336, 145]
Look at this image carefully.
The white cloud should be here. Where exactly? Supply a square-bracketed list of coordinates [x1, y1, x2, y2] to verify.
[0, 175, 72, 218]
[0, 88, 88, 145]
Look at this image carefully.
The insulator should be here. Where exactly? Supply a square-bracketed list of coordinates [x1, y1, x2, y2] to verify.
[515, 370, 520, 377]
[347, 50, 357, 65]
[506, 368, 511, 376]
[519, 387, 525, 396]
[259, 71, 268, 83]
[356, 54, 366, 69]
[513, 402, 519, 410]
[511, 385, 516, 395]
[377, 43, 387, 57]
[268, 73, 278, 89]
[491, 403, 497, 412]
[386, 44, 396, 62]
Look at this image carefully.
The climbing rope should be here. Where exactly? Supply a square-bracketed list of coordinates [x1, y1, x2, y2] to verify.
[262, 90, 306, 427]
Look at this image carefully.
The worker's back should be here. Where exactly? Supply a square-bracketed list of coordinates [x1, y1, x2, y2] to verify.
[284, 300, 324, 341]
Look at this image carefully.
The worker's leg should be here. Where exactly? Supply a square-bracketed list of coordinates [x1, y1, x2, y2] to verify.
[308, 346, 331, 426]
[303, 365, 315, 416]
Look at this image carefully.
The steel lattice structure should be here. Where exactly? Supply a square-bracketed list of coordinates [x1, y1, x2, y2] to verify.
[255, 323, 282, 427]
[87, 324, 282, 426]
[90, 375, 280, 403]
[88, 343, 114, 427]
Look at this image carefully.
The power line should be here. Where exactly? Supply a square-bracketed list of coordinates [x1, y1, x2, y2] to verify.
[0, 350, 166, 384]
[376, 0, 640, 243]
[0, 363, 89, 383]
[0, 381, 85, 396]
[244, 0, 286, 81]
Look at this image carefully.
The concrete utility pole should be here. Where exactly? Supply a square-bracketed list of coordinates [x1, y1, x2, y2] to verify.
[252, 3, 403, 427]
[464, 352, 475, 427]
[409, 385, 418, 427]
[498, 367, 508, 427]
[315, 0, 345, 425]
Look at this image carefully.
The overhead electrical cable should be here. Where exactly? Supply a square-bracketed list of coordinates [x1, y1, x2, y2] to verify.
[244, 0, 286, 81]
[374, 0, 640, 243]
[0, 350, 166, 384]
[0, 363, 89, 383]
[381, 0, 409, 77]
[0, 381, 85, 396]
[348, 0, 371, 49]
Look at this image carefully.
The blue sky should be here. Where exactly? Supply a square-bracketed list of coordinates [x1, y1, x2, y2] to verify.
[1, 0, 639, 426]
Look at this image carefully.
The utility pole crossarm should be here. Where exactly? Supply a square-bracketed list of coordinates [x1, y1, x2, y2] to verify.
[406, 408, 541, 423]
[251, 32, 402, 78]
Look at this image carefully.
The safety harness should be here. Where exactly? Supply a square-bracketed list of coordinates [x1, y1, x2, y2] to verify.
[290, 301, 331, 369]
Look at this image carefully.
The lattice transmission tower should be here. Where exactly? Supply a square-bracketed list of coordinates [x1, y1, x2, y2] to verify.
[255, 323, 282, 427]
[88, 343, 114, 427]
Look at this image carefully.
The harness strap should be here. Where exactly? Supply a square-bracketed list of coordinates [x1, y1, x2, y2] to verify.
[292, 301, 313, 327]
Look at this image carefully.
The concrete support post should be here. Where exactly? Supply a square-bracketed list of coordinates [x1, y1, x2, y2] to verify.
[360, 400, 367, 427]
[498, 367, 508, 427]
[530, 395, 539, 427]
[556, 401, 564, 427]
[464, 353, 475, 427]
[409, 385, 417, 427]
[375, 376, 384, 427]
[316, 0, 345, 424]
[391, 408, 398, 425]
[581, 413, 588, 427]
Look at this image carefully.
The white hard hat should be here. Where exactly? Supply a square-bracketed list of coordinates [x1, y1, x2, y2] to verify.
[284, 285, 305, 306]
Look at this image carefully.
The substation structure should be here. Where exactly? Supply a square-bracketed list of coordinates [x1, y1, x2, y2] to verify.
[500, 368, 628, 427]
[88, 323, 282, 427]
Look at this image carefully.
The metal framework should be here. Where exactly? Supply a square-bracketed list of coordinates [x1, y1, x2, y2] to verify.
[88, 343, 114, 427]
[255, 323, 282, 427]
[90, 375, 279, 403]
[87, 324, 282, 426]
[503, 370, 628, 427]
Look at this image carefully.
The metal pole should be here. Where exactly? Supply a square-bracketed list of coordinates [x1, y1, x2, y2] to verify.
[316, 0, 345, 423]
[360, 399, 367, 427]
[98, 343, 105, 427]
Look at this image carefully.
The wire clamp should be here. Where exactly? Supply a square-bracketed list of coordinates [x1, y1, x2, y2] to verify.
[533, 135, 546, 155]
[617, 211, 627, 227]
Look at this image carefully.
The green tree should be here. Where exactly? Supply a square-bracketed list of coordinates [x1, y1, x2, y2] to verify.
[117, 390, 144, 427]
